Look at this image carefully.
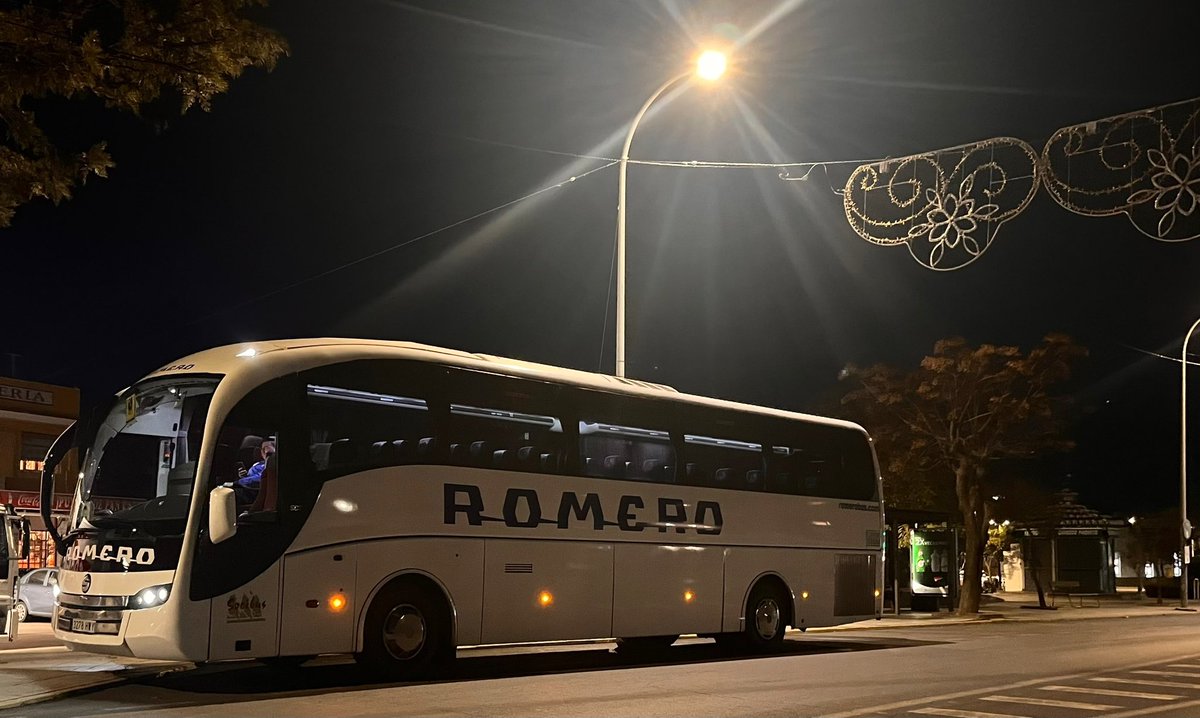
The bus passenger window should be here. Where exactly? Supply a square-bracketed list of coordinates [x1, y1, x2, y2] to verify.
[307, 384, 433, 478]
[682, 435, 764, 490]
[447, 404, 565, 473]
[579, 422, 673, 483]
[768, 446, 820, 495]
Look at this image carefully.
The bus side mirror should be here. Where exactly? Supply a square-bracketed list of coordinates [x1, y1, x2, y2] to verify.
[208, 487, 237, 544]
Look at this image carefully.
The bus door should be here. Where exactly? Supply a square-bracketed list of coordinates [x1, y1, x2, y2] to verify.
[194, 377, 303, 661]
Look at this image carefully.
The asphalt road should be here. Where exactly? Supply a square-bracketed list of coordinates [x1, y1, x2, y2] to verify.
[9, 615, 1200, 717]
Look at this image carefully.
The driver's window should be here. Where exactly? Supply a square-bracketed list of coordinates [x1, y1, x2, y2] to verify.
[212, 382, 289, 518]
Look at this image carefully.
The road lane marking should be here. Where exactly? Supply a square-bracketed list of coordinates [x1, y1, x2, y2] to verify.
[1104, 695, 1200, 718]
[1040, 685, 1179, 701]
[981, 695, 1116, 711]
[1166, 664, 1200, 670]
[1132, 670, 1200, 679]
[911, 709, 1030, 718]
[1091, 677, 1200, 690]
[822, 652, 1200, 718]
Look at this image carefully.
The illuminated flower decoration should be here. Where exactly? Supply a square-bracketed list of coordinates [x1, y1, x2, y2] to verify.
[907, 177, 998, 268]
[1129, 148, 1200, 237]
[1041, 98, 1200, 242]
[842, 137, 1038, 271]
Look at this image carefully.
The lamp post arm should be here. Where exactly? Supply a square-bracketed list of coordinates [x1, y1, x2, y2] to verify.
[615, 70, 692, 379]
[1181, 315, 1200, 608]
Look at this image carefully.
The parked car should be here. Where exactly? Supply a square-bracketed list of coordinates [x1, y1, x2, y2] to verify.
[15, 568, 58, 622]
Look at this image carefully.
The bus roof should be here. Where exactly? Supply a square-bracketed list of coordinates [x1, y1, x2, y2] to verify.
[144, 338, 868, 435]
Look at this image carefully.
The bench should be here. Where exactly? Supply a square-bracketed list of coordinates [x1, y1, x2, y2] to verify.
[1049, 580, 1100, 608]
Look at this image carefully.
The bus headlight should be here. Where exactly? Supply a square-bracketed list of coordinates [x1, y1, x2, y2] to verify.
[131, 584, 171, 609]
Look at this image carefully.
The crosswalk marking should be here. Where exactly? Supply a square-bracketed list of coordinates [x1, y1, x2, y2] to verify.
[1091, 677, 1200, 690]
[981, 695, 1117, 711]
[1040, 685, 1179, 701]
[1132, 670, 1200, 679]
[911, 709, 1030, 718]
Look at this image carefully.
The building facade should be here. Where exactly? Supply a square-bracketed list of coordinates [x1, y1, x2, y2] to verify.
[0, 376, 78, 569]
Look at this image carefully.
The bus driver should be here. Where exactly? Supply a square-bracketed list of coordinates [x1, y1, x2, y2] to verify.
[234, 440, 275, 502]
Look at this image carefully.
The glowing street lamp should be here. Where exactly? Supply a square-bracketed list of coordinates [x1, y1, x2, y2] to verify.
[615, 50, 727, 378]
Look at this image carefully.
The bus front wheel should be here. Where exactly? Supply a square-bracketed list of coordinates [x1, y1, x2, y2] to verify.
[356, 581, 452, 679]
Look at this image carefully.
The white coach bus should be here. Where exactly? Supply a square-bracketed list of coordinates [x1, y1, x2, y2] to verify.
[41, 339, 882, 676]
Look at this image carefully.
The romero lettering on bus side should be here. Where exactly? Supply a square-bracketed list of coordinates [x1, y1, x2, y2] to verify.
[444, 483, 723, 535]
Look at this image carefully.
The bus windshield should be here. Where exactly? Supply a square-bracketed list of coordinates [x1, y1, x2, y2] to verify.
[78, 378, 218, 536]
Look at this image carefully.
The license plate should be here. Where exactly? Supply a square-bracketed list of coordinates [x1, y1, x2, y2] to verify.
[71, 619, 97, 634]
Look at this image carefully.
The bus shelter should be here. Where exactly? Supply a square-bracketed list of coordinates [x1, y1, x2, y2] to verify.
[1015, 490, 1118, 595]
[884, 508, 960, 613]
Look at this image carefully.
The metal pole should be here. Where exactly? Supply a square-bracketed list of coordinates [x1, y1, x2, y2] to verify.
[1181, 316, 1200, 608]
[615, 71, 690, 378]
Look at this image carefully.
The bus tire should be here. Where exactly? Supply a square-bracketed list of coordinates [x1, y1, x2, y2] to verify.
[743, 580, 788, 652]
[615, 635, 676, 656]
[356, 580, 452, 679]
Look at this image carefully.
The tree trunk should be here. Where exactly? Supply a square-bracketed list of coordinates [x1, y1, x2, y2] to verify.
[1156, 561, 1164, 605]
[1030, 546, 1048, 608]
[955, 460, 986, 615]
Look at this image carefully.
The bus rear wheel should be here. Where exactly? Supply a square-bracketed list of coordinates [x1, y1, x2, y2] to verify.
[743, 582, 788, 651]
[356, 581, 452, 679]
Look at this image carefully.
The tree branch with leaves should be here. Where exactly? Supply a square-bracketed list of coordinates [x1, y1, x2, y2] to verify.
[841, 334, 1086, 614]
[0, 0, 288, 227]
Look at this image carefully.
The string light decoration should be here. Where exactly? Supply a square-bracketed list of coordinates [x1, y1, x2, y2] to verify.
[842, 137, 1039, 271]
[1040, 96, 1200, 242]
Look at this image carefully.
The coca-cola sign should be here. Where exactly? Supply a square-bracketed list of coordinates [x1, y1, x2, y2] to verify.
[0, 490, 133, 515]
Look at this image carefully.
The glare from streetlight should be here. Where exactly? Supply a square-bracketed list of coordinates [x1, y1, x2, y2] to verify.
[696, 50, 727, 81]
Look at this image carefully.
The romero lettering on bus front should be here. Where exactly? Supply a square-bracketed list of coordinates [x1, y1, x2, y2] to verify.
[444, 483, 724, 535]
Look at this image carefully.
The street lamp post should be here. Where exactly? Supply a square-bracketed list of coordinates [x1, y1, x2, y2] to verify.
[1181, 316, 1200, 609]
[614, 50, 726, 378]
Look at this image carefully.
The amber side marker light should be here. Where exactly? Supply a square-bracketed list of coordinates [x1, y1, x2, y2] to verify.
[538, 591, 554, 607]
[683, 589, 696, 603]
[328, 593, 347, 612]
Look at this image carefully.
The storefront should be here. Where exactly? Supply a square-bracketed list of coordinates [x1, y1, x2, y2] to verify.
[0, 489, 72, 569]
[0, 376, 79, 569]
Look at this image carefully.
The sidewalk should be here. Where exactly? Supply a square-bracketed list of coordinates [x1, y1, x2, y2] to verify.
[0, 624, 177, 711]
[820, 589, 1195, 632]
[0, 592, 1196, 711]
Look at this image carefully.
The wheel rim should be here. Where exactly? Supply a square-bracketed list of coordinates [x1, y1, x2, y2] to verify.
[381, 603, 427, 660]
[16, 603, 27, 622]
[753, 598, 781, 640]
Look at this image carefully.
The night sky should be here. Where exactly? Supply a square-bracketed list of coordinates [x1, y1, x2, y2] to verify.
[4, 1, 1200, 516]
